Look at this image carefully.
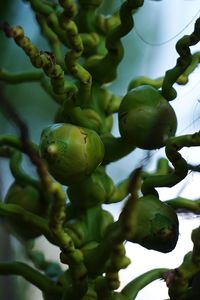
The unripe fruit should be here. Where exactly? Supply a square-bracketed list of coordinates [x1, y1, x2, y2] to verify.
[118, 85, 177, 150]
[129, 195, 179, 253]
[5, 183, 46, 240]
[39, 123, 104, 186]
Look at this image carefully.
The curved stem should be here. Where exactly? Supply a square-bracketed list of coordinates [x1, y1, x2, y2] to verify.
[177, 51, 200, 85]
[0, 203, 55, 244]
[28, 0, 70, 46]
[122, 268, 169, 300]
[75, 1, 103, 33]
[1, 23, 69, 97]
[0, 69, 44, 84]
[85, 0, 144, 84]
[0, 135, 38, 153]
[10, 151, 41, 190]
[84, 170, 141, 275]
[106, 94, 122, 115]
[107, 177, 130, 204]
[0, 261, 62, 296]
[128, 51, 200, 91]
[101, 135, 136, 165]
[36, 14, 63, 65]
[96, 10, 121, 35]
[0, 146, 14, 157]
[162, 17, 200, 101]
[168, 227, 200, 300]
[49, 181, 88, 299]
[128, 76, 163, 91]
[141, 132, 200, 196]
[59, 0, 92, 105]
[28, 0, 53, 15]
[166, 197, 200, 213]
[188, 163, 200, 172]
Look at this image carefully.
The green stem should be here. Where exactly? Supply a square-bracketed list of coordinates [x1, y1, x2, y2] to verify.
[59, 0, 92, 105]
[128, 76, 163, 91]
[28, 0, 70, 46]
[10, 151, 40, 190]
[166, 197, 200, 213]
[107, 177, 130, 204]
[1, 24, 69, 97]
[168, 227, 200, 300]
[0, 69, 44, 84]
[141, 132, 200, 196]
[106, 94, 122, 115]
[162, 17, 200, 101]
[155, 158, 172, 175]
[0, 146, 14, 157]
[36, 14, 63, 65]
[48, 181, 88, 299]
[122, 268, 169, 300]
[80, 32, 100, 55]
[128, 51, 200, 91]
[0, 261, 62, 296]
[0, 135, 38, 154]
[177, 51, 200, 84]
[40, 77, 77, 105]
[84, 170, 141, 275]
[75, 3, 102, 33]
[85, 0, 144, 84]
[28, 0, 53, 15]
[188, 163, 200, 172]
[101, 135, 136, 165]
[63, 102, 100, 132]
[96, 10, 121, 35]
[0, 203, 55, 244]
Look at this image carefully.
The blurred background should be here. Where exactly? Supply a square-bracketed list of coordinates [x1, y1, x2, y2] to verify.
[0, 0, 200, 299]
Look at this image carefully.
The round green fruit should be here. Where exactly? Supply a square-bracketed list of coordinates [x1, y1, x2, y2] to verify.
[39, 123, 104, 186]
[129, 195, 179, 253]
[118, 85, 177, 150]
[5, 182, 46, 240]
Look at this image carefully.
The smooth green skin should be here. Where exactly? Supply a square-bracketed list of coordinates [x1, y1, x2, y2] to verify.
[128, 195, 179, 253]
[5, 182, 47, 240]
[39, 123, 105, 186]
[67, 167, 115, 208]
[118, 85, 177, 150]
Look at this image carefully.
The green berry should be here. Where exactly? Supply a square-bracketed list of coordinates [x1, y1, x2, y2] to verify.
[39, 123, 105, 186]
[118, 85, 177, 150]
